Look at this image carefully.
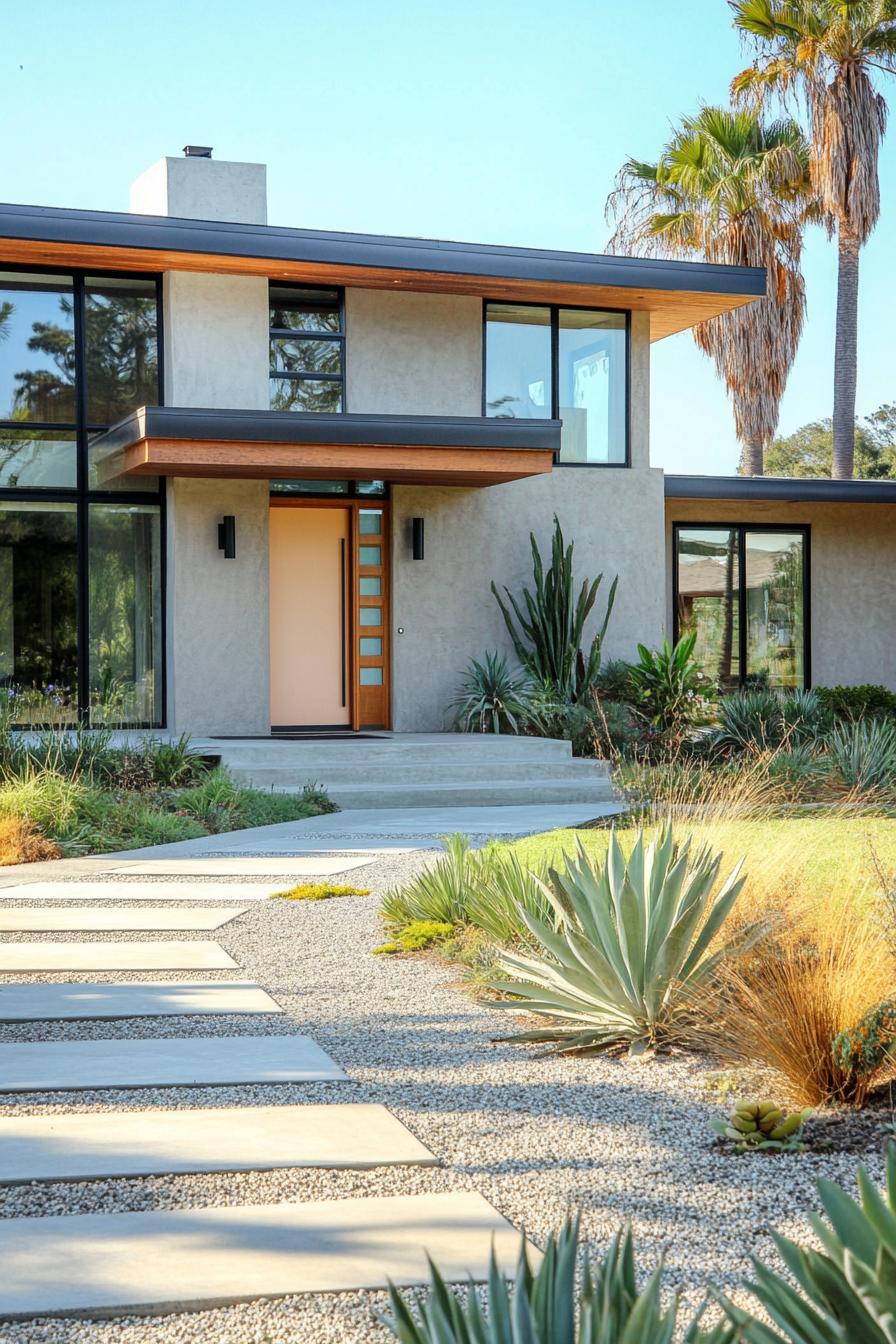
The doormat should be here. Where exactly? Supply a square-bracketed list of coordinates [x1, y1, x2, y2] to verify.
[210, 734, 383, 742]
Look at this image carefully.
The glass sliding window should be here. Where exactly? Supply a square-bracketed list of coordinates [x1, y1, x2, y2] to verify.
[0, 272, 76, 424]
[0, 502, 78, 726]
[745, 530, 805, 690]
[558, 310, 626, 464]
[675, 525, 807, 690]
[676, 528, 740, 690]
[269, 285, 344, 413]
[484, 304, 552, 419]
[88, 504, 163, 726]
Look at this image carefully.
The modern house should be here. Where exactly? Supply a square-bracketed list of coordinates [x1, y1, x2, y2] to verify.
[0, 149, 893, 738]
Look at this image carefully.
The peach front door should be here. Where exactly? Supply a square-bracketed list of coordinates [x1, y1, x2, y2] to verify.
[269, 506, 350, 727]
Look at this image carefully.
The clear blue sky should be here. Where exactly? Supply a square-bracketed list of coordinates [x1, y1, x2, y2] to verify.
[3, 0, 893, 474]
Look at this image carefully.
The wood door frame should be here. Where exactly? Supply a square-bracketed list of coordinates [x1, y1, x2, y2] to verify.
[269, 496, 391, 731]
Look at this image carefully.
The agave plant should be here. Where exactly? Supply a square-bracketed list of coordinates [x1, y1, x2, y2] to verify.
[490, 827, 748, 1055]
[826, 717, 896, 795]
[450, 652, 533, 734]
[491, 516, 618, 705]
[381, 1214, 736, 1344]
[724, 1143, 896, 1344]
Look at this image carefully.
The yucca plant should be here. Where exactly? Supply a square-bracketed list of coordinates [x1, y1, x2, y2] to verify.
[381, 1214, 735, 1344]
[826, 717, 896, 795]
[491, 516, 618, 705]
[490, 827, 748, 1055]
[381, 833, 477, 928]
[723, 1143, 896, 1344]
[714, 688, 827, 753]
[451, 652, 534, 734]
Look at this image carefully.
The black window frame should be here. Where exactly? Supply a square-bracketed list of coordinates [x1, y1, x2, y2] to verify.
[481, 299, 631, 468]
[672, 521, 811, 690]
[0, 262, 166, 728]
[269, 284, 346, 413]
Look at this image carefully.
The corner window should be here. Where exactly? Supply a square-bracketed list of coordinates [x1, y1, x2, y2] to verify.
[269, 285, 344, 413]
[484, 302, 628, 465]
[675, 526, 808, 691]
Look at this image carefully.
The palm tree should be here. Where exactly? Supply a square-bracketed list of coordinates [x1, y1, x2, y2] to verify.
[730, 0, 896, 479]
[607, 106, 811, 475]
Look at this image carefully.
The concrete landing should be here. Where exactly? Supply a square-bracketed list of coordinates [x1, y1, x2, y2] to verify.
[0, 940, 237, 972]
[0, 1191, 527, 1319]
[0, 1033, 347, 1092]
[0, 979, 283, 1022]
[0, 882, 282, 901]
[0, 907, 247, 931]
[0, 1103, 436, 1182]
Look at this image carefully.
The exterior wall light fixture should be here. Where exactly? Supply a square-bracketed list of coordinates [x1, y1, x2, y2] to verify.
[411, 517, 425, 561]
[218, 515, 236, 559]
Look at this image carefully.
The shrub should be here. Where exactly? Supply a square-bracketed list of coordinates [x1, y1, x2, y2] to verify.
[146, 734, 206, 787]
[817, 683, 896, 721]
[450, 652, 533, 734]
[0, 771, 84, 833]
[626, 631, 712, 737]
[0, 816, 62, 865]
[826, 717, 896, 795]
[832, 1000, 896, 1089]
[714, 688, 827, 753]
[724, 1144, 896, 1343]
[273, 882, 369, 900]
[595, 658, 636, 703]
[707, 898, 896, 1108]
[381, 1214, 731, 1344]
[491, 515, 618, 704]
[490, 826, 748, 1056]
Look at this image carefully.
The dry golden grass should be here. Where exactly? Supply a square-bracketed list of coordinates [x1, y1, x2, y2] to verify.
[0, 816, 62, 866]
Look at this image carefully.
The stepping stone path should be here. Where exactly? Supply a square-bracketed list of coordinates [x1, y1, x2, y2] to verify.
[0, 1102, 438, 1182]
[0, 978, 284, 1022]
[0, 859, 530, 1323]
[0, 939, 238, 972]
[0, 906, 247, 930]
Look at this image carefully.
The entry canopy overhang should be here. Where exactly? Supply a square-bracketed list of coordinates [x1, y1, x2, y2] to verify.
[0, 202, 765, 341]
[91, 407, 560, 487]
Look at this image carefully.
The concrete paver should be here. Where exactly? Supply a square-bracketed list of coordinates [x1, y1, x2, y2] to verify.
[0, 907, 247, 931]
[0, 979, 283, 1022]
[0, 881, 283, 901]
[0, 940, 237, 972]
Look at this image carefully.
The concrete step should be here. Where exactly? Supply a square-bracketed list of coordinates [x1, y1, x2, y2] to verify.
[209, 733, 583, 766]
[272, 778, 619, 809]
[228, 760, 612, 789]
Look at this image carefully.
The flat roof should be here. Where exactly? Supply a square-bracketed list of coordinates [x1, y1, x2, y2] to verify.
[665, 474, 896, 504]
[0, 202, 765, 342]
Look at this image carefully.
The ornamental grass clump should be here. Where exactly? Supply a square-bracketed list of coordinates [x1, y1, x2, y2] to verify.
[490, 826, 748, 1056]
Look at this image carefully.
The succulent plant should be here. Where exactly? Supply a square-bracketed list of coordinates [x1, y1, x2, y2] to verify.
[711, 1099, 812, 1153]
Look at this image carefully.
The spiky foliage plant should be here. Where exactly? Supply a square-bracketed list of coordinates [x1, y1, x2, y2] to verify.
[626, 631, 710, 736]
[826, 716, 896, 795]
[450, 652, 534, 735]
[714, 687, 827, 752]
[381, 1214, 736, 1344]
[491, 516, 618, 705]
[490, 826, 748, 1056]
[723, 1143, 896, 1343]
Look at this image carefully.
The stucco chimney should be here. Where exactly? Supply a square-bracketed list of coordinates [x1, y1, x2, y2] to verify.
[129, 152, 267, 225]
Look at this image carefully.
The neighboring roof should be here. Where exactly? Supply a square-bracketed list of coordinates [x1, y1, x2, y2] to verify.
[91, 406, 559, 488]
[0, 201, 765, 342]
[665, 474, 896, 504]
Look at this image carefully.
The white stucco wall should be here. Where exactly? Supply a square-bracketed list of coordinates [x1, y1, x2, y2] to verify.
[665, 499, 896, 689]
[162, 272, 269, 411]
[391, 467, 666, 730]
[166, 478, 270, 735]
[345, 289, 483, 415]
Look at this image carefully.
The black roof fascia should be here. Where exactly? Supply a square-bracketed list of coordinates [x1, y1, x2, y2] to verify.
[665, 474, 896, 504]
[0, 201, 766, 297]
[93, 406, 562, 454]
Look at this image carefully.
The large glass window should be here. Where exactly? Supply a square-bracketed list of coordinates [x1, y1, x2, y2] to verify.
[675, 525, 807, 691]
[0, 268, 163, 726]
[484, 302, 628, 464]
[269, 286, 344, 412]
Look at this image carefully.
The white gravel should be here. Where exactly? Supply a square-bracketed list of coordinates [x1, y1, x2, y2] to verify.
[0, 845, 879, 1343]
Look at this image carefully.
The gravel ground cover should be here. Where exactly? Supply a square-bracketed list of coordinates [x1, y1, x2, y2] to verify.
[0, 846, 885, 1344]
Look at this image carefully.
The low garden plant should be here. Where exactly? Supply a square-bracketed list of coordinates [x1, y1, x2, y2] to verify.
[272, 882, 370, 901]
[383, 1152, 896, 1344]
[711, 1099, 813, 1153]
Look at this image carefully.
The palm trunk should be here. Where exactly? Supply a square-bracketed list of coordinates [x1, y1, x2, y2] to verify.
[832, 223, 860, 480]
[739, 435, 764, 476]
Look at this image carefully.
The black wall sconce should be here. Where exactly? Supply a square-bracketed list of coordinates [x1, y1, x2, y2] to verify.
[218, 515, 236, 559]
[411, 516, 425, 561]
